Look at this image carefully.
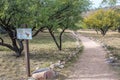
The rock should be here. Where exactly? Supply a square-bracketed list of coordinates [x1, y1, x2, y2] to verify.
[32, 68, 56, 80]
[28, 77, 36, 80]
[101, 43, 105, 47]
[54, 62, 61, 67]
[111, 62, 120, 66]
[32, 68, 49, 74]
[106, 56, 115, 63]
[49, 60, 66, 70]
[49, 64, 55, 69]
[58, 65, 64, 69]
[32, 60, 65, 80]
[106, 50, 110, 53]
[32, 71, 46, 80]
[104, 47, 107, 51]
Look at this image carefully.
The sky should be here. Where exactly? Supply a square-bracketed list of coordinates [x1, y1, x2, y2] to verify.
[90, 0, 120, 8]
[90, 0, 103, 8]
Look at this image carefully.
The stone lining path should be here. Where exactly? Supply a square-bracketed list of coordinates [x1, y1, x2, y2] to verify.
[66, 33, 119, 80]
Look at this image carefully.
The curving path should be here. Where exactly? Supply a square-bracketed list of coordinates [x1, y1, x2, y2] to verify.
[66, 33, 119, 80]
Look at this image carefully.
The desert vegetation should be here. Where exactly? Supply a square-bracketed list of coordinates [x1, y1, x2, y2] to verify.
[0, 32, 83, 80]
[0, 0, 120, 79]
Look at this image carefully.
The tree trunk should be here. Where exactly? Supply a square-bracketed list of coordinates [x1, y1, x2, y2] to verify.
[118, 27, 120, 33]
[100, 28, 108, 36]
[0, 37, 24, 57]
[15, 40, 24, 57]
[0, 16, 24, 57]
[11, 39, 23, 57]
[59, 34, 62, 51]
[59, 28, 66, 50]
[48, 29, 60, 50]
[14, 49, 22, 57]
[95, 29, 99, 34]
[8, 31, 23, 57]
[100, 26, 111, 36]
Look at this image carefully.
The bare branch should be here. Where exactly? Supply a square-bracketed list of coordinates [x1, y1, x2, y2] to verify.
[0, 41, 14, 51]
[32, 26, 45, 37]
[32, 26, 36, 31]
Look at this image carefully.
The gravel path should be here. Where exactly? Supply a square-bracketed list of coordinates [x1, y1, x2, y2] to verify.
[66, 33, 119, 80]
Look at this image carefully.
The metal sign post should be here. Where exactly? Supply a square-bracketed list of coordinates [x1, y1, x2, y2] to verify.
[17, 28, 32, 78]
[25, 39, 31, 77]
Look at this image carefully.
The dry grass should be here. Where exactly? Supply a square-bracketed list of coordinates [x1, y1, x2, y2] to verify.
[0, 32, 82, 80]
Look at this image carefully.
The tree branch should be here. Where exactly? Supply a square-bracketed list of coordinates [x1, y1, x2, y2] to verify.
[3, 16, 7, 23]
[32, 26, 36, 31]
[32, 26, 45, 37]
[0, 37, 4, 44]
[0, 18, 4, 24]
[49, 4, 70, 20]
[7, 13, 15, 25]
[48, 27, 60, 50]
[0, 42, 15, 51]
[17, 39, 24, 51]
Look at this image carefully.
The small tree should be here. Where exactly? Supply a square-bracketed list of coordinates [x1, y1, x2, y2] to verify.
[0, 0, 45, 57]
[83, 9, 120, 36]
[36, 0, 90, 50]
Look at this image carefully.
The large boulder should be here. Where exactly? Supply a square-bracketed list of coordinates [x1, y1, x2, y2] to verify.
[32, 68, 56, 80]
[32, 60, 65, 80]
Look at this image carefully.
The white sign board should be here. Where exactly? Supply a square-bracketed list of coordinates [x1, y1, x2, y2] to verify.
[17, 28, 32, 39]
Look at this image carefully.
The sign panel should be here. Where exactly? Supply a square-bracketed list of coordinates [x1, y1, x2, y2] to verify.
[17, 28, 32, 39]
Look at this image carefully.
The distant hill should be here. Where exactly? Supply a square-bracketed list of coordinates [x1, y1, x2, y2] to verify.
[82, 5, 120, 17]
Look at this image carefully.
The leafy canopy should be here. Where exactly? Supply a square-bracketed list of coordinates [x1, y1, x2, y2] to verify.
[83, 9, 120, 35]
[0, 0, 91, 29]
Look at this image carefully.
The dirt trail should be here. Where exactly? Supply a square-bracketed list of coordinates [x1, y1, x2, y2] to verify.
[66, 33, 119, 80]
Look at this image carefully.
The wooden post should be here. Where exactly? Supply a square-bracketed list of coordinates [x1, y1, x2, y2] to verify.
[25, 39, 31, 77]
[24, 24, 31, 77]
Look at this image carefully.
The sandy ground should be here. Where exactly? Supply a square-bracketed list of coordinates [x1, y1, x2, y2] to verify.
[66, 33, 119, 80]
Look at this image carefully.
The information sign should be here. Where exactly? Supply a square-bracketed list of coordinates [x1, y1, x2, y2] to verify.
[17, 28, 32, 39]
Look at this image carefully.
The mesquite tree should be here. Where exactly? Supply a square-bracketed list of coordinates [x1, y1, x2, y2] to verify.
[0, 0, 45, 57]
[83, 9, 120, 36]
[101, 0, 120, 33]
[0, 0, 26, 57]
[0, 0, 91, 56]
[42, 0, 91, 50]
